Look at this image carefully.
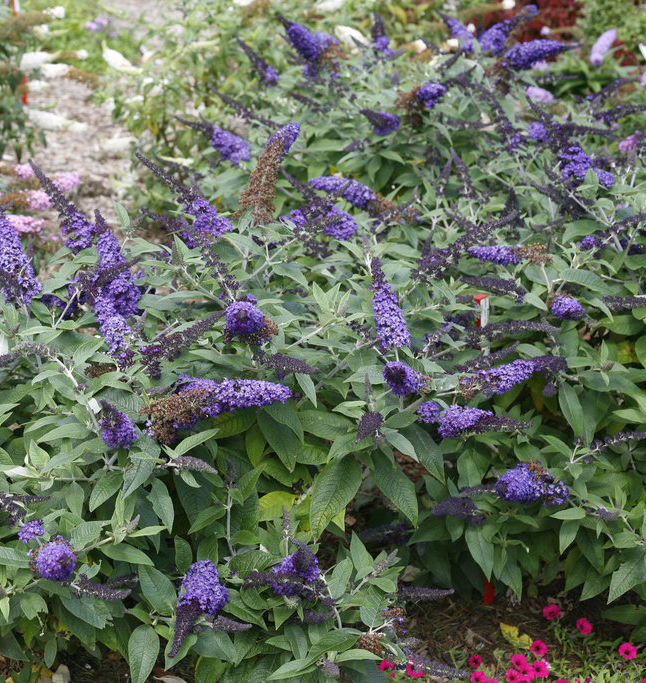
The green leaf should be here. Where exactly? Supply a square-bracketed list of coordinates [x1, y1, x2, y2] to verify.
[258, 491, 296, 522]
[264, 401, 303, 441]
[128, 625, 159, 683]
[138, 566, 176, 616]
[122, 458, 156, 499]
[608, 555, 646, 602]
[560, 268, 612, 295]
[148, 478, 174, 532]
[172, 428, 219, 456]
[310, 457, 362, 537]
[0, 546, 29, 568]
[266, 657, 315, 680]
[551, 508, 585, 520]
[113, 201, 131, 228]
[39, 421, 88, 442]
[295, 372, 317, 407]
[465, 527, 494, 580]
[558, 384, 583, 437]
[299, 410, 352, 440]
[61, 597, 111, 628]
[101, 544, 154, 566]
[257, 412, 298, 471]
[402, 424, 444, 482]
[372, 451, 418, 524]
[89, 471, 122, 511]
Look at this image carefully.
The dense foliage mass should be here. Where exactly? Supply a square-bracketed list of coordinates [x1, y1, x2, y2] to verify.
[1, 1, 646, 681]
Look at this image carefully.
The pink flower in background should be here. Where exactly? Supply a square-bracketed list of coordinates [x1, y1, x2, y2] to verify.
[618, 133, 640, 154]
[27, 190, 52, 211]
[378, 660, 395, 671]
[542, 604, 561, 620]
[511, 654, 528, 670]
[533, 660, 549, 678]
[641, 71, 646, 87]
[53, 171, 82, 193]
[575, 617, 592, 635]
[5, 215, 45, 234]
[618, 642, 637, 660]
[505, 670, 523, 683]
[14, 163, 35, 179]
[530, 640, 547, 656]
[469, 655, 484, 668]
[526, 86, 554, 104]
[471, 672, 488, 683]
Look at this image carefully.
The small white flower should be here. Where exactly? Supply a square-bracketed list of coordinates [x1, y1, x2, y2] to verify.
[75, 49, 89, 60]
[639, 44, 646, 62]
[26, 79, 50, 92]
[102, 46, 142, 73]
[540, 26, 551, 36]
[101, 136, 136, 153]
[44, 6, 65, 19]
[315, 0, 345, 11]
[33, 25, 50, 37]
[446, 38, 460, 49]
[40, 63, 70, 79]
[232, 0, 255, 5]
[467, 23, 476, 34]
[19, 51, 56, 72]
[335, 25, 369, 48]
[26, 109, 87, 132]
[501, 0, 515, 9]
[409, 39, 428, 54]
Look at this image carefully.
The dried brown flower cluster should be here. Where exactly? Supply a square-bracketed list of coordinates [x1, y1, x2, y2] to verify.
[223, 315, 279, 345]
[395, 87, 425, 127]
[367, 194, 420, 225]
[356, 631, 385, 656]
[235, 138, 284, 223]
[516, 243, 552, 265]
[85, 363, 117, 378]
[141, 387, 212, 444]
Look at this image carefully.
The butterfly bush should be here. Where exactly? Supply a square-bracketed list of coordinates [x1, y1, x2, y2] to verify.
[2, 2, 646, 681]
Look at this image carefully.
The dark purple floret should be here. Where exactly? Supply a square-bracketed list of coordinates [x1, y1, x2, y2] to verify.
[503, 40, 573, 71]
[171, 560, 229, 657]
[94, 295, 132, 356]
[371, 13, 394, 56]
[438, 12, 473, 52]
[270, 541, 320, 595]
[100, 400, 139, 449]
[72, 573, 135, 601]
[310, 176, 376, 209]
[383, 361, 425, 396]
[495, 461, 568, 505]
[461, 356, 567, 396]
[171, 456, 218, 475]
[281, 204, 358, 241]
[602, 296, 646, 311]
[357, 521, 411, 545]
[32, 536, 75, 582]
[589, 431, 646, 454]
[551, 295, 586, 321]
[432, 496, 485, 525]
[416, 400, 441, 424]
[359, 109, 400, 136]
[435, 405, 531, 439]
[211, 615, 252, 633]
[558, 146, 615, 188]
[210, 127, 251, 165]
[468, 245, 520, 265]
[416, 83, 446, 110]
[184, 197, 233, 240]
[478, 22, 509, 55]
[224, 300, 265, 337]
[0, 209, 42, 305]
[237, 38, 279, 87]
[263, 353, 316, 380]
[283, 20, 323, 63]
[370, 258, 411, 352]
[356, 411, 383, 441]
[18, 520, 45, 542]
[397, 585, 454, 602]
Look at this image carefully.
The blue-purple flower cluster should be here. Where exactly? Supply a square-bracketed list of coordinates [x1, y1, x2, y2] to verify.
[370, 258, 411, 352]
[417, 400, 441, 424]
[18, 520, 45, 543]
[528, 121, 548, 141]
[383, 362, 426, 396]
[282, 19, 338, 77]
[283, 205, 358, 241]
[478, 22, 509, 55]
[31, 536, 76, 582]
[550, 295, 586, 320]
[360, 109, 400, 136]
[224, 300, 265, 338]
[504, 40, 571, 70]
[210, 127, 251, 165]
[270, 545, 320, 595]
[0, 210, 42, 305]
[184, 197, 233, 240]
[417, 404, 530, 439]
[310, 176, 377, 209]
[558, 146, 615, 188]
[468, 245, 520, 265]
[495, 461, 568, 505]
[100, 400, 139, 449]
[439, 12, 473, 52]
[416, 83, 447, 111]
[461, 356, 567, 396]
[265, 122, 301, 159]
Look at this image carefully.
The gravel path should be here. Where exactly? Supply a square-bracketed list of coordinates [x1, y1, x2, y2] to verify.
[2, 1, 172, 225]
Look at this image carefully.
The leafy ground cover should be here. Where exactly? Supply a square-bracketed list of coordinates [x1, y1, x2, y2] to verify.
[0, 1, 645, 682]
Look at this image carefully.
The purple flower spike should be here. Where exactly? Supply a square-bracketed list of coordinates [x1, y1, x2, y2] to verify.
[558, 146, 614, 188]
[416, 83, 447, 110]
[417, 401, 441, 424]
[359, 109, 400, 136]
[504, 40, 572, 70]
[438, 12, 473, 52]
[590, 29, 617, 67]
[468, 245, 520, 265]
[528, 122, 548, 141]
[270, 541, 320, 595]
[210, 128, 251, 165]
[225, 300, 265, 337]
[310, 176, 376, 209]
[432, 405, 530, 439]
[383, 362, 425, 396]
[18, 520, 45, 543]
[100, 400, 139, 449]
[526, 86, 554, 104]
[0, 209, 42, 306]
[495, 461, 568, 505]
[171, 560, 229, 657]
[550, 295, 586, 321]
[265, 122, 301, 159]
[33, 536, 75, 582]
[370, 258, 411, 352]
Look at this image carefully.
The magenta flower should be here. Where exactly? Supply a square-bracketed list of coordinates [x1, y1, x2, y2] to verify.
[530, 640, 547, 656]
[471, 672, 488, 683]
[511, 653, 528, 671]
[542, 603, 561, 620]
[533, 660, 549, 678]
[575, 617, 592, 635]
[618, 642, 637, 660]
[468, 655, 483, 668]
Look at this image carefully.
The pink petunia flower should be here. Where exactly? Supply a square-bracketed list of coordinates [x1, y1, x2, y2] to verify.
[511, 654, 528, 671]
[469, 655, 484, 668]
[575, 618, 592, 635]
[542, 604, 561, 620]
[505, 670, 523, 683]
[554, 680, 568, 683]
[618, 642, 637, 660]
[471, 672, 488, 683]
[378, 660, 395, 671]
[530, 640, 548, 656]
[533, 661, 549, 678]
[519, 665, 535, 681]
